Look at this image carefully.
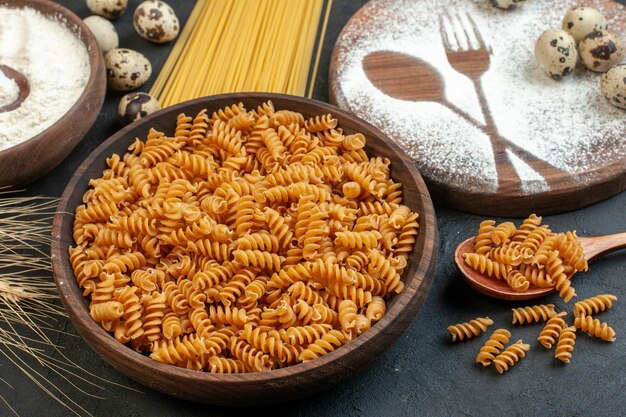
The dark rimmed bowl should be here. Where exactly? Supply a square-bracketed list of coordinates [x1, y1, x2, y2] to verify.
[50, 93, 438, 405]
[0, 0, 106, 187]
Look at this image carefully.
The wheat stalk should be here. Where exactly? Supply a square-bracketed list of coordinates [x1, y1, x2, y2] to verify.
[0, 189, 139, 416]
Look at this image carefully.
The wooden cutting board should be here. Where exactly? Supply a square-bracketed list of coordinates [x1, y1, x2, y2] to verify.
[329, 0, 626, 216]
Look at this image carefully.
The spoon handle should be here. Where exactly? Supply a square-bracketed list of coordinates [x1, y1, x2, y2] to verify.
[581, 232, 626, 261]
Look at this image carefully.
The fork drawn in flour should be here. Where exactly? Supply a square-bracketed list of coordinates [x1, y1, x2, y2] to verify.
[363, 12, 567, 192]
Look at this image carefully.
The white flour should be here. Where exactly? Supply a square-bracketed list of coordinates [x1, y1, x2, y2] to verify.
[0, 6, 90, 152]
[332, 0, 626, 195]
[0, 70, 18, 108]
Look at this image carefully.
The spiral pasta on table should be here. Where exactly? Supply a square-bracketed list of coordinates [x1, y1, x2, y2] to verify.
[554, 326, 577, 364]
[537, 312, 567, 349]
[511, 304, 556, 325]
[68, 101, 421, 372]
[475, 328, 511, 367]
[447, 317, 493, 342]
[492, 339, 530, 374]
[463, 214, 588, 302]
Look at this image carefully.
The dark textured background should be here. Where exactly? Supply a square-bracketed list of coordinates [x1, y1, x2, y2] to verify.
[5, 1, 626, 416]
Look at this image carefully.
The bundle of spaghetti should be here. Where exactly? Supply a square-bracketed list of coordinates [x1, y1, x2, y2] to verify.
[151, 0, 332, 107]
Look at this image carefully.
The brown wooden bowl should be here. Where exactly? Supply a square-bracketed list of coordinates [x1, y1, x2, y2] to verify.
[0, 0, 106, 187]
[50, 93, 438, 405]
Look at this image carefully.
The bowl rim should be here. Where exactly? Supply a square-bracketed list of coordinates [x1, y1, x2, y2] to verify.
[0, 0, 103, 157]
[51, 92, 438, 384]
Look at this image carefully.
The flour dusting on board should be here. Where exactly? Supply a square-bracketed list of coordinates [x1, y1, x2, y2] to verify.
[332, 0, 626, 195]
[0, 6, 90, 151]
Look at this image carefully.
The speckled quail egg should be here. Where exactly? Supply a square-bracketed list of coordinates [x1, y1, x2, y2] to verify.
[133, 1, 179, 43]
[117, 92, 161, 125]
[83, 15, 118, 52]
[490, 0, 526, 10]
[562, 7, 608, 44]
[104, 48, 152, 91]
[579, 30, 625, 73]
[600, 64, 626, 109]
[534, 29, 578, 80]
[86, 0, 128, 19]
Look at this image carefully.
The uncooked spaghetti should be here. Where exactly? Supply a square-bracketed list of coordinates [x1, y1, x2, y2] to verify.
[150, 0, 332, 107]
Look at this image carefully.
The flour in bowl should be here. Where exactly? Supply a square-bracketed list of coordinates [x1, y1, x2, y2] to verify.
[0, 70, 19, 109]
[0, 6, 90, 152]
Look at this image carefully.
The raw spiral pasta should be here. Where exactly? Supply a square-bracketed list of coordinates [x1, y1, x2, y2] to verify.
[512, 304, 556, 325]
[573, 294, 617, 317]
[574, 314, 616, 342]
[475, 328, 511, 367]
[554, 326, 577, 363]
[493, 339, 530, 374]
[447, 317, 493, 342]
[538, 312, 568, 349]
[69, 102, 421, 372]
[464, 214, 585, 301]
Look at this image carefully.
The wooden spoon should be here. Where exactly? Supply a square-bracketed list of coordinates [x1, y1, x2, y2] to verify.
[454, 232, 626, 301]
[0, 64, 30, 113]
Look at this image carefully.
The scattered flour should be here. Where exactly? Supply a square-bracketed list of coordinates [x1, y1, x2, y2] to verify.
[332, 0, 626, 195]
[0, 6, 90, 151]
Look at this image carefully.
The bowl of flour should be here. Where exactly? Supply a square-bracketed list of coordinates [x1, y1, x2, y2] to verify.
[0, 0, 106, 186]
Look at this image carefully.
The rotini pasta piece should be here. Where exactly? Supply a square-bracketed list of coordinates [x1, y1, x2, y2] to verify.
[268, 263, 312, 290]
[489, 245, 522, 266]
[162, 311, 182, 340]
[521, 225, 551, 253]
[530, 235, 560, 266]
[491, 222, 516, 245]
[447, 317, 493, 342]
[207, 305, 250, 326]
[475, 329, 511, 367]
[334, 230, 381, 250]
[230, 337, 273, 372]
[512, 213, 542, 242]
[142, 292, 166, 343]
[505, 270, 530, 292]
[150, 335, 210, 366]
[546, 251, 576, 303]
[299, 330, 346, 361]
[538, 312, 568, 349]
[90, 301, 124, 323]
[511, 304, 556, 325]
[574, 314, 616, 342]
[117, 285, 144, 340]
[368, 249, 403, 294]
[325, 280, 373, 308]
[365, 296, 386, 323]
[554, 326, 577, 363]
[241, 324, 285, 361]
[517, 263, 553, 288]
[473, 220, 495, 255]
[208, 356, 246, 374]
[302, 204, 329, 261]
[493, 340, 530, 374]
[463, 253, 510, 280]
[359, 201, 399, 216]
[287, 281, 324, 305]
[558, 231, 588, 272]
[284, 323, 333, 346]
[338, 300, 358, 333]
[233, 250, 285, 272]
[573, 294, 618, 317]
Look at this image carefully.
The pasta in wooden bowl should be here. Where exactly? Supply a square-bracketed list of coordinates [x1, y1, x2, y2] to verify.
[51, 93, 437, 405]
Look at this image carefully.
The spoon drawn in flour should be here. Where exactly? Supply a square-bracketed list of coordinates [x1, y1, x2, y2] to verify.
[362, 13, 567, 191]
[0, 64, 30, 113]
